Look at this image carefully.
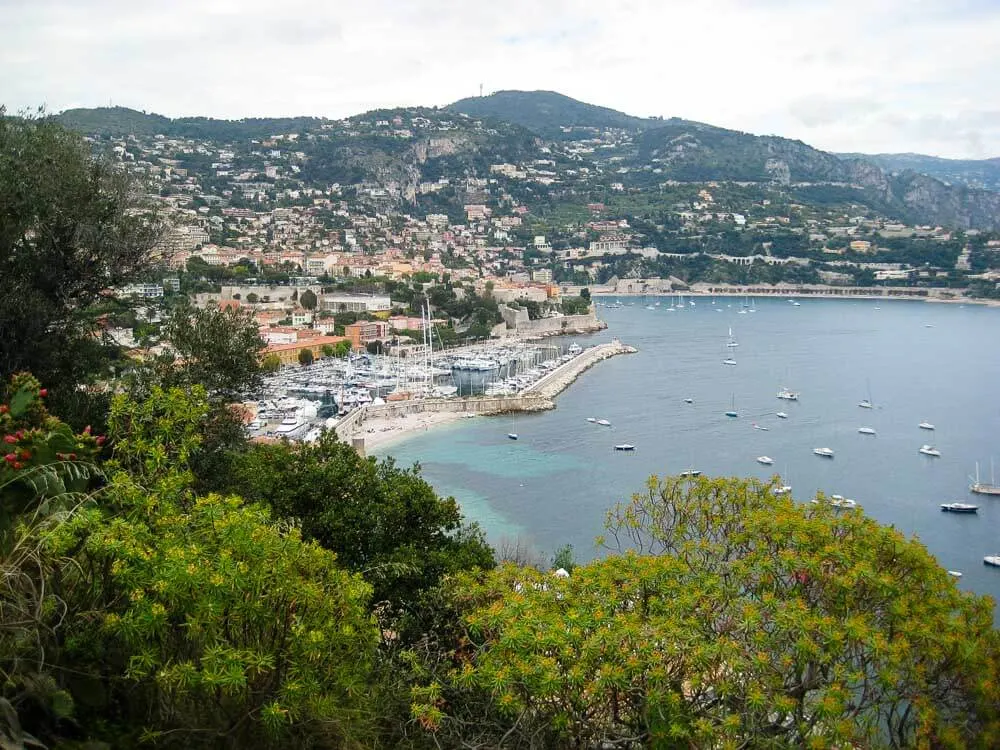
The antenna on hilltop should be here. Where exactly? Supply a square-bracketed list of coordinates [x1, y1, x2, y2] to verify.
[479, 83, 483, 98]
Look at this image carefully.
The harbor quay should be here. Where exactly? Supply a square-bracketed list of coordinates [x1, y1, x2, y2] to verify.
[340, 340, 636, 454]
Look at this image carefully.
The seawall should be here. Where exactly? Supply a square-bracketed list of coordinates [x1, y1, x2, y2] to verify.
[523, 340, 637, 399]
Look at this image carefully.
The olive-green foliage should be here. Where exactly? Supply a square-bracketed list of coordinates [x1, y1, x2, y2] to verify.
[414, 475, 1000, 749]
[44, 387, 380, 748]
[214, 433, 494, 625]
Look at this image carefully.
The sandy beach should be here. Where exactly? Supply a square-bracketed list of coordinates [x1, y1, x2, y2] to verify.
[349, 410, 472, 453]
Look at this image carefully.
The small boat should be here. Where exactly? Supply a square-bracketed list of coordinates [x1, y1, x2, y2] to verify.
[776, 411, 788, 419]
[753, 423, 769, 431]
[614, 444, 636, 451]
[924, 323, 934, 328]
[596, 419, 612, 426]
[813, 447, 835, 458]
[830, 495, 857, 509]
[858, 399, 873, 409]
[726, 328, 739, 348]
[919, 445, 941, 457]
[679, 470, 702, 478]
[941, 502, 978, 513]
[725, 395, 738, 418]
[586, 417, 597, 423]
[858, 427, 876, 435]
[984, 556, 1000, 568]
[757, 456, 774, 465]
[723, 358, 737, 366]
[776, 387, 799, 401]
[773, 485, 792, 495]
[919, 422, 935, 430]
[683, 398, 694, 404]
[508, 433, 518, 440]
[948, 570, 963, 578]
[791, 301, 801, 306]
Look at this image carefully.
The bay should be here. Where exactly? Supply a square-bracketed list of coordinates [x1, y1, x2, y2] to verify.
[375, 297, 1000, 615]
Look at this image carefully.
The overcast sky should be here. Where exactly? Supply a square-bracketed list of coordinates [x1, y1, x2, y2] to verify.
[3, 0, 999, 159]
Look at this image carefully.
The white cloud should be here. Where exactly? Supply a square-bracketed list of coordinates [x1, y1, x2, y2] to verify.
[2, 0, 999, 158]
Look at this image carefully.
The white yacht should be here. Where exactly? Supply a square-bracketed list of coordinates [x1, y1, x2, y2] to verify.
[726, 328, 739, 347]
[586, 417, 597, 423]
[858, 399, 873, 409]
[723, 357, 737, 366]
[596, 419, 612, 426]
[567, 343, 583, 355]
[970, 461, 1000, 496]
[776, 411, 788, 419]
[813, 447, 835, 458]
[984, 556, 1000, 568]
[757, 456, 774, 465]
[919, 421, 935, 430]
[776, 387, 799, 401]
[919, 445, 941, 457]
[683, 398, 694, 404]
[614, 444, 636, 451]
[830, 495, 858, 509]
[773, 485, 792, 495]
[858, 427, 877, 435]
[941, 502, 978, 513]
[948, 570, 963, 578]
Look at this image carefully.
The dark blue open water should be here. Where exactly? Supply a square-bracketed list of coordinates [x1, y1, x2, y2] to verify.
[375, 297, 1000, 615]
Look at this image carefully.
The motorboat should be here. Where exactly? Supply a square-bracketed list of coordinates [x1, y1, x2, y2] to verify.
[829, 495, 857, 509]
[596, 419, 612, 426]
[776, 387, 799, 401]
[567, 343, 583, 354]
[507, 433, 519, 440]
[858, 399, 873, 409]
[858, 427, 877, 435]
[683, 398, 694, 404]
[941, 502, 978, 513]
[723, 358, 737, 366]
[586, 417, 597, 423]
[776, 411, 788, 419]
[757, 456, 774, 465]
[948, 570, 963, 578]
[614, 444, 636, 451]
[984, 556, 1000, 568]
[919, 422, 935, 430]
[813, 447, 835, 458]
[919, 445, 941, 457]
[679, 470, 702, 478]
[773, 485, 792, 495]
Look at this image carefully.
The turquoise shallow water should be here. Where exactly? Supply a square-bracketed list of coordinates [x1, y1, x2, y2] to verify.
[376, 297, 1000, 615]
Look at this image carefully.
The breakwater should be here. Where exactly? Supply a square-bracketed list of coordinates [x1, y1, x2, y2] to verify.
[523, 339, 637, 399]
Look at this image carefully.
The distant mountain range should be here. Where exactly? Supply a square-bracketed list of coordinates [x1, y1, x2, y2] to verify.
[48, 93, 1000, 231]
[838, 152, 1000, 192]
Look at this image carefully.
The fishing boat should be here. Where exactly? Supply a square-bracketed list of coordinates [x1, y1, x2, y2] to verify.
[614, 444, 636, 451]
[757, 456, 774, 465]
[776, 411, 788, 419]
[941, 502, 978, 513]
[858, 427, 877, 435]
[919, 445, 941, 457]
[919, 421, 935, 430]
[813, 447, 835, 458]
[970, 461, 1000, 496]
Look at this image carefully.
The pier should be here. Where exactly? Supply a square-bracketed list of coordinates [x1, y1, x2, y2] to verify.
[522, 339, 637, 399]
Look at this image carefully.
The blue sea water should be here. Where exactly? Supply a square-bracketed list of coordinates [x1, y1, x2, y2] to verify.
[375, 297, 1000, 614]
